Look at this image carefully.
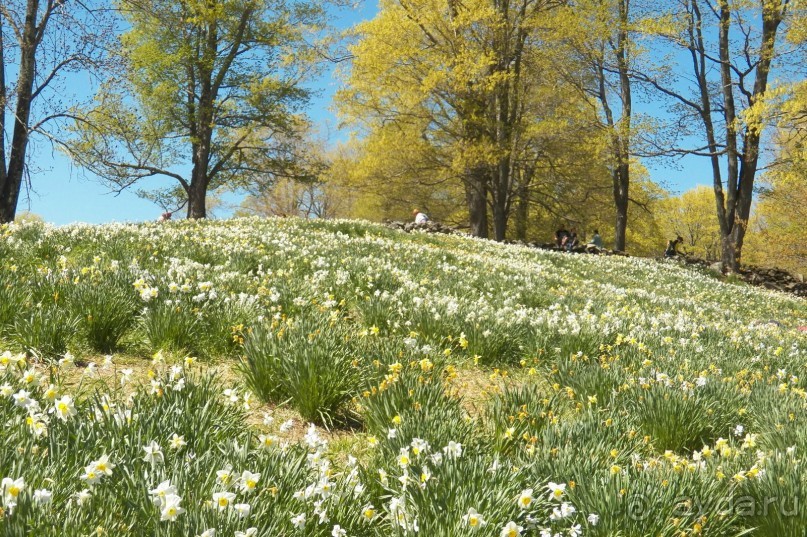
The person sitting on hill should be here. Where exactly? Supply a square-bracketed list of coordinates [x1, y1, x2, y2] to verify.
[665, 235, 684, 258]
[554, 228, 570, 248]
[413, 209, 429, 225]
[158, 211, 172, 222]
[566, 228, 579, 251]
[589, 229, 603, 249]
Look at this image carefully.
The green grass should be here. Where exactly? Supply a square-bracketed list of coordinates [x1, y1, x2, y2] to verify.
[0, 216, 806, 536]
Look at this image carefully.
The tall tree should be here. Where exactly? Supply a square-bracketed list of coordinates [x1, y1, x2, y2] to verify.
[549, 0, 658, 252]
[745, 80, 807, 274]
[68, 0, 334, 219]
[599, 0, 632, 252]
[0, 0, 113, 222]
[634, 0, 803, 270]
[339, 0, 569, 240]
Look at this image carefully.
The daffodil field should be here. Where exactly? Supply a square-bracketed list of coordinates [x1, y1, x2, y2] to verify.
[2, 218, 807, 536]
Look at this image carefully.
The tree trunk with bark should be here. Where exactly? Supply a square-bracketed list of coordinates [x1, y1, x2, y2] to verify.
[613, 164, 629, 252]
[611, 0, 632, 252]
[465, 168, 489, 238]
[704, 0, 783, 271]
[0, 0, 39, 223]
[513, 169, 532, 242]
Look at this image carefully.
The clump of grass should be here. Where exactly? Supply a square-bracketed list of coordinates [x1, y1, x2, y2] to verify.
[70, 281, 138, 353]
[141, 301, 204, 357]
[199, 297, 260, 357]
[0, 278, 29, 336]
[12, 304, 79, 360]
[360, 366, 477, 458]
[240, 316, 363, 427]
[486, 382, 556, 455]
[629, 381, 741, 453]
[552, 353, 625, 407]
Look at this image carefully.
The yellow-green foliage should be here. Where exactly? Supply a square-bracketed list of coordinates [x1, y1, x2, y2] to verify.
[656, 185, 722, 262]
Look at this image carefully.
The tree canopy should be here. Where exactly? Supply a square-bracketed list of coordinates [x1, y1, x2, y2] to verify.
[66, 0, 332, 218]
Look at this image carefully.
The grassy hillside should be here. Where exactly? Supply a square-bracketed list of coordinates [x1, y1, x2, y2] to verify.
[1, 217, 806, 536]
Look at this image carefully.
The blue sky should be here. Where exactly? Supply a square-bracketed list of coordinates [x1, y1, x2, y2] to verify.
[15, 0, 712, 225]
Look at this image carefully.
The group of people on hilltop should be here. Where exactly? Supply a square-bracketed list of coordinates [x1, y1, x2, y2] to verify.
[554, 227, 603, 252]
[410, 210, 683, 259]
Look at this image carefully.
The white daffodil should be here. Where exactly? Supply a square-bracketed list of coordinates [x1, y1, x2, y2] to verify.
[74, 489, 92, 506]
[500, 521, 523, 537]
[13, 389, 34, 409]
[234, 503, 251, 519]
[258, 434, 278, 450]
[142, 440, 164, 465]
[361, 504, 376, 522]
[239, 471, 260, 494]
[149, 480, 177, 507]
[168, 433, 186, 450]
[547, 481, 566, 501]
[443, 441, 462, 459]
[212, 491, 236, 511]
[120, 368, 134, 386]
[291, 512, 306, 529]
[160, 494, 185, 521]
[92, 454, 115, 476]
[518, 488, 534, 510]
[33, 488, 52, 505]
[53, 395, 77, 421]
[216, 466, 234, 486]
[2, 477, 25, 504]
[462, 507, 487, 529]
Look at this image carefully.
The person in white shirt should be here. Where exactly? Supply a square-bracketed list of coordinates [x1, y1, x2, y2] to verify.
[413, 209, 429, 224]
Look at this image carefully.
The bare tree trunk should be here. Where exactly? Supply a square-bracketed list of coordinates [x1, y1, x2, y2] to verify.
[712, 0, 783, 271]
[465, 168, 488, 238]
[186, 181, 208, 219]
[513, 169, 532, 242]
[613, 165, 629, 251]
[492, 195, 507, 241]
[612, 0, 632, 252]
[0, 0, 39, 223]
[594, 0, 632, 253]
[0, 12, 7, 209]
[183, 11, 219, 220]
